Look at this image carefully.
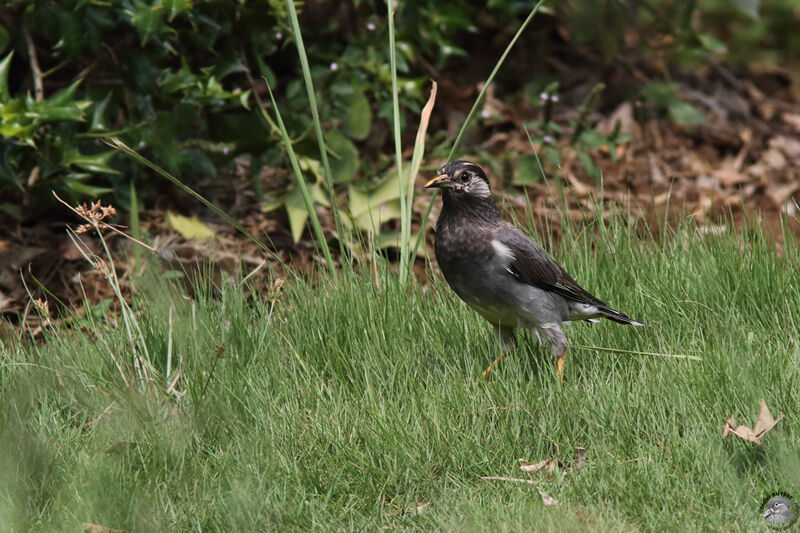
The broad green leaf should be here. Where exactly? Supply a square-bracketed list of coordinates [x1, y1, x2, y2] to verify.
[326, 130, 359, 183]
[90, 92, 114, 131]
[167, 211, 215, 239]
[698, 33, 727, 56]
[163, 0, 190, 21]
[578, 130, 607, 150]
[0, 141, 21, 188]
[0, 25, 9, 55]
[131, 0, 168, 45]
[0, 203, 21, 219]
[45, 79, 82, 108]
[512, 155, 542, 186]
[284, 185, 309, 243]
[63, 178, 113, 196]
[668, 101, 706, 125]
[732, 0, 759, 18]
[340, 90, 371, 140]
[575, 149, 601, 183]
[641, 82, 679, 106]
[63, 149, 119, 174]
[24, 105, 87, 122]
[0, 120, 37, 142]
[348, 171, 403, 219]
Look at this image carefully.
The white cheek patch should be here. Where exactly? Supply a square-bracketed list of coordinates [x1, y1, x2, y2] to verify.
[466, 178, 492, 197]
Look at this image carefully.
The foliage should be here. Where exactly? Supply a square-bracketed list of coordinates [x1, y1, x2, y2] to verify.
[0, 0, 797, 230]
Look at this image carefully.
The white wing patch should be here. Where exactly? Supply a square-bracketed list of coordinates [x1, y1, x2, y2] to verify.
[491, 239, 517, 275]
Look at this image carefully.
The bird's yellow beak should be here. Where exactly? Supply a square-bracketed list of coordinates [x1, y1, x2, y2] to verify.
[425, 174, 449, 188]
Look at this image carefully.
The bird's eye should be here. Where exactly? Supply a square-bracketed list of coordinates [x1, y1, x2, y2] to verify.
[459, 172, 471, 183]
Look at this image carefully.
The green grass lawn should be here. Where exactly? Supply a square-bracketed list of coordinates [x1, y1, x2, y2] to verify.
[2, 215, 799, 531]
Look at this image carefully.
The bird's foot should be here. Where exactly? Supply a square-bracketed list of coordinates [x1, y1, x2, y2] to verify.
[556, 353, 566, 385]
[482, 352, 507, 379]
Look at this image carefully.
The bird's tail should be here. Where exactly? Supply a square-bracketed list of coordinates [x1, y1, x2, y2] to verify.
[599, 306, 648, 326]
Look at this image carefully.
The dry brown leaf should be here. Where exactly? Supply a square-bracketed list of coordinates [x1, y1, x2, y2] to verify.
[519, 447, 587, 480]
[770, 135, 800, 161]
[762, 147, 788, 170]
[722, 397, 784, 445]
[519, 457, 560, 479]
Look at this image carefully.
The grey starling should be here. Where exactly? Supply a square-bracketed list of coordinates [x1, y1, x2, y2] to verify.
[425, 160, 645, 381]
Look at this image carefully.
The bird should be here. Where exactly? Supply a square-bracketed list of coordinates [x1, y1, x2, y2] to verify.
[425, 160, 645, 382]
[763, 496, 796, 525]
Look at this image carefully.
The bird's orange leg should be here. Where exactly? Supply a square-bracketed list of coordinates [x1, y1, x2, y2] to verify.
[483, 352, 507, 379]
[556, 350, 566, 385]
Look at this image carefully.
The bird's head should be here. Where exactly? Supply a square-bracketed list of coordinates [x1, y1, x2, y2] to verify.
[425, 160, 492, 198]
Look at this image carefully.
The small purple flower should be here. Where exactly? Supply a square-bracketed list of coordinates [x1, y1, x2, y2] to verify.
[481, 109, 490, 118]
[223, 147, 230, 155]
[539, 92, 548, 101]
[551, 95, 559, 103]
[367, 22, 376, 31]
[275, 32, 283, 40]
[330, 62, 338, 71]
[542, 135, 553, 144]
[217, 100, 225, 106]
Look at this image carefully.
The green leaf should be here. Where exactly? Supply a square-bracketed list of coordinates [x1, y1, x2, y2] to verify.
[90, 92, 114, 131]
[284, 185, 309, 243]
[641, 82, 679, 106]
[578, 130, 607, 150]
[131, 0, 168, 45]
[512, 155, 542, 186]
[348, 171, 405, 231]
[63, 149, 119, 174]
[0, 203, 21, 219]
[163, 0, 190, 21]
[0, 25, 9, 55]
[0, 141, 21, 188]
[339, 90, 372, 140]
[575, 149, 601, 183]
[326, 130, 359, 183]
[46, 79, 83, 108]
[63, 178, 113, 196]
[668, 101, 706, 125]
[167, 211, 215, 239]
[732, 0, 759, 18]
[698, 33, 728, 56]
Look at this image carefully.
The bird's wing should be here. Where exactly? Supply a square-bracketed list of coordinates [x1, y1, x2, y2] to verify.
[494, 224, 604, 306]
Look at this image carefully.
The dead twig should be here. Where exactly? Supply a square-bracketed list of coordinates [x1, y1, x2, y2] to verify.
[22, 24, 43, 102]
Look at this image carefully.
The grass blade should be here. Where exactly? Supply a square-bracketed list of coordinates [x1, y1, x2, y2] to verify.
[285, 0, 348, 265]
[387, 0, 408, 284]
[414, 0, 547, 257]
[264, 83, 337, 276]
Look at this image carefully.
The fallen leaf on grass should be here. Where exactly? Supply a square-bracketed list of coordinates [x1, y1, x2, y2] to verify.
[519, 446, 586, 480]
[722, 397, 784, 445]
[406, 502, 431, 515]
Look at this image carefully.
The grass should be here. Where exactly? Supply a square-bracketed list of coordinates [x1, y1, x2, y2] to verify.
[1, 211, 799, 531]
